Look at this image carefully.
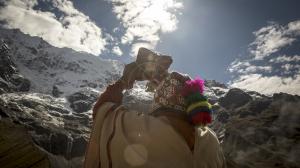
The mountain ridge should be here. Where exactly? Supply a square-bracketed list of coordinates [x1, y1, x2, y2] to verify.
[0, 27, 122, 96]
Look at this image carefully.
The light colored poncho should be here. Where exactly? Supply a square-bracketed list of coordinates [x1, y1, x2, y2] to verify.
[84, 102, 226, 168]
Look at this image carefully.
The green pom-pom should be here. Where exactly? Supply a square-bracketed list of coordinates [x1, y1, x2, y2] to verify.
[185, 92, 208, 106]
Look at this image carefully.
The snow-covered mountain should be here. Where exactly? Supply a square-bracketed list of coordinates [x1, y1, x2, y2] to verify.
[0, 27, 122, 96]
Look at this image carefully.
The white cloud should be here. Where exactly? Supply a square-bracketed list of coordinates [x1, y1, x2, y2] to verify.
[231, 74, 300, 96]
[229, 20, 300, 96]
[250, 21, 300, 60]
[112, 46, 123, 56]
[228, 60, 251, 73]
[243, 65, 272, 74]
[269, 55, 300, 63]
[0, 0, 106, 55]
[280, 64, 300, 72]
[288, 21, 300, 35]
[108, 0, 183, 56]
[228, 60, 271, 74]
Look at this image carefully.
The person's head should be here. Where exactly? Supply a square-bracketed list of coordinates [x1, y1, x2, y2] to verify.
[152, 72, 213, 126]
[152, 72, 190, 111]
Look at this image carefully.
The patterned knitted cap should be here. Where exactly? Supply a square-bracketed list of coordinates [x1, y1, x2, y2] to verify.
[152, 72, 213, 126]
[152, 72, 191, 112]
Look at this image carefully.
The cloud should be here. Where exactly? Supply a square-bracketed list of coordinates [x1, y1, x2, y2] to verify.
[280, 64, 300, 73]
[112, 46, 123, 56]
[0, 0, 184, 57]
[269, 55, 300, 63]
[230, 74, 300, 96]
[228, 60, 251, 73]
[250, 21, 300, 60]
[108, 0, 183, 56]
[229, 60, 272, 75]
[0, 0, 106, 55]
[229, 20, 300, 95]
[243, 65, 272, 74]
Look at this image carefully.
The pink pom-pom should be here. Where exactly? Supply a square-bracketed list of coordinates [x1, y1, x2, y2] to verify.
[181, 77, 205, 97]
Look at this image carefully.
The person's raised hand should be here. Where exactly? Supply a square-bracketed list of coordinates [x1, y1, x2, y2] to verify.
[120, 62, 140, 89]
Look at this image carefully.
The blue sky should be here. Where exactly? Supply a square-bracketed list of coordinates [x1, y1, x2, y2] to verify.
[0, 0, 299, 95]
[156, 0, 300, 81]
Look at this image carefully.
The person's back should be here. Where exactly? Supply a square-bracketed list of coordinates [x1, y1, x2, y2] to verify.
[84, 49, 226, 168]
[86, 102, 225, 168]
[88, 102, 193, 168]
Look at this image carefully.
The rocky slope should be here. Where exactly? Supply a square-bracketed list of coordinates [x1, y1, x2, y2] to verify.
[0, 27, 299, 168]
[0, 40, 30, 94]
[0, 28, 122, 96]
[212, 89, 300, 168]
[0, 119, 50, 168]
[0, 28, 120, 167]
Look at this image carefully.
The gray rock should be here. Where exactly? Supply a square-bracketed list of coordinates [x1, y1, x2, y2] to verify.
[52, 85, 63, 97]
[71, 136, 88, 158]
[0, 93, 91, 162]
[10, 74, 31, 91]
[0, 43, 30, 92]
[0, 79, 10, 93]
[0, 119, 50, 168]
[67, 89, 98, 113]
[214, 92, 300, 168]
[219, 88, 253, 109]
[70, 100, 91, 113]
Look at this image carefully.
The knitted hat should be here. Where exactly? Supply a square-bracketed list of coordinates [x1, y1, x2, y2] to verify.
[152, 72, 190, 112]
[152, 73, 213, 126]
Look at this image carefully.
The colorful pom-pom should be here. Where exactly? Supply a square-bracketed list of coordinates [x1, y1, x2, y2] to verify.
[188, 106, 212, 117]
[181, 76, 213, 126]
[181, 77, 205, 97]
[185, 92, 208, 106]
[191, 112, 212, 126]
[187, 101, 212, 113]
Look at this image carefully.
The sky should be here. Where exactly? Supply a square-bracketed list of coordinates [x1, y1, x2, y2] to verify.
[0, 0, 299, 95]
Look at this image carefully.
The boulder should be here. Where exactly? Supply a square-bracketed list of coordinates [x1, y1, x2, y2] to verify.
[0, 79, 10, 94]
[67, 89, 98, 113]
[70, 100, 91, 113]
[10, 74, 31, 92]
[52, 85, 63, 97]
[0, 119, 50, 167]
[219, 88, 252, 109]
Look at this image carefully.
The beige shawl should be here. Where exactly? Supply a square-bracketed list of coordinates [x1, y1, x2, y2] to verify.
[84, 102, 225, 168]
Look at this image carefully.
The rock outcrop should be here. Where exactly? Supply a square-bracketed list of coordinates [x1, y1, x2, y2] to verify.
[0, 93, 91, 167]
[67, 88, 98, 113]
[0, 41, 30, 93]
[212, 91, 300, 168]
[0, 119, 50, 168]
[219, 88, 253, 109]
